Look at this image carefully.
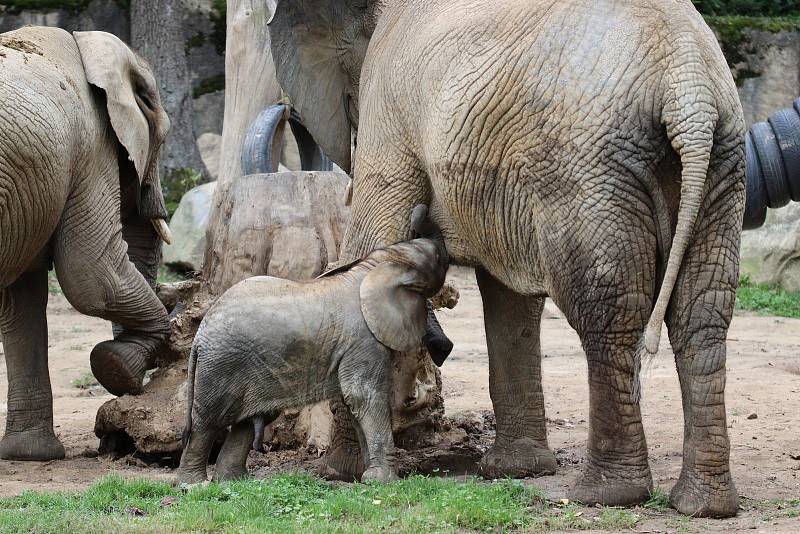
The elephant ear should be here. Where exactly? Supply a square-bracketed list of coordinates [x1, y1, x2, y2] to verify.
[74, 31, 169, 184]
[360, 262, 428, 352]
[270, 0, 375, 173]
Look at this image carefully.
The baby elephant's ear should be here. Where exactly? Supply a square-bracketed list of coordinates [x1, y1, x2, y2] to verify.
[360, 262, 427, 352]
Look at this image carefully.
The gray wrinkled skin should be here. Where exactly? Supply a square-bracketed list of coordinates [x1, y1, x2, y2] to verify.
[271, 0, 745, 517]
[177, 237, 448, 484]
[0, 27, 171, 461]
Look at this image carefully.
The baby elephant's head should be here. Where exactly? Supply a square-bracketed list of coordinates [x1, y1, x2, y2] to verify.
[359, 205, 449, 354]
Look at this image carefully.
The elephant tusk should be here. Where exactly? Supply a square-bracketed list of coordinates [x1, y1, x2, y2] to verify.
[151, 218, 173, 245]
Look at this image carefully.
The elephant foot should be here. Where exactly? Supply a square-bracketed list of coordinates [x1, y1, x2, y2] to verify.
[669, 469, 738, 518]
[176, 467, 209, 485]
[314, 443, 363, 482]
[90, 339, 152, 396]
[0, 428, 65, 461]
[479, 438, 557, 479]
[362, 466, 398, 483]
[570, 463, 652, 507]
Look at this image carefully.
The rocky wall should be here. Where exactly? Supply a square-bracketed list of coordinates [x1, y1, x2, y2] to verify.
[0, 0, 225, 135]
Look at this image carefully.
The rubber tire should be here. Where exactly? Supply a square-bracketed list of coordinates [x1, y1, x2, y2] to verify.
[768, 107, 800, 201]
[750, 121, 790, 209]
[289, 111, 333, 172]
[743, 131, 768, 230]
[241, 104, 287, 176]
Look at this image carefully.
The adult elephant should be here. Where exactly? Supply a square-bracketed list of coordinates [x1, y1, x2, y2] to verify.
[0, 27, 172, 460]
[269, 0, 746, 518]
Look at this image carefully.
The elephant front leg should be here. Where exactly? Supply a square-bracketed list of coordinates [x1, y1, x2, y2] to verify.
[0, 270, 65, 460]
[475, 269, 556, 478]
[339, 349, 397, 483]
[53, 177, 170, 397]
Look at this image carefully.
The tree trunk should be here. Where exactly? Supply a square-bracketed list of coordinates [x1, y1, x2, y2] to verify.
[131, 0, 209, 187]
[203, 0, 283, 287]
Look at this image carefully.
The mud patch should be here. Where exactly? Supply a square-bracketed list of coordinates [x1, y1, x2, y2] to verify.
[0, 37, 43, 56]
[248, 412, 494, 480]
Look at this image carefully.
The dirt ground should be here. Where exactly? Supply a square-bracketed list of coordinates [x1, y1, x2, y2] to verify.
[0, 267, 798, 533]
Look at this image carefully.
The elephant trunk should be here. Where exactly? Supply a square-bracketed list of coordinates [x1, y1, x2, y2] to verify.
[743, 97, 800, 230]
[112, 157, 169, 338]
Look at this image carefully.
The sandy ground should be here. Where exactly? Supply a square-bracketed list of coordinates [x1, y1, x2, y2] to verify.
[0, 268, 798, 533]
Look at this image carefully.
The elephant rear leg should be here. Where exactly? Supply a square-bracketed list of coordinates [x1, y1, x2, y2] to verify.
[0, 270, 65, 460]
[476, 269, 556, 478]
[665, 170, 742, 518]
[543, 206, 657, 506]
[177, 424, 217, 484]
[214, 415, 276, 482]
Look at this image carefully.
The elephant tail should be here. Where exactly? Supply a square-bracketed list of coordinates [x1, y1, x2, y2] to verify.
[182, 342, 200, 448]
[634, 49, 719, 399]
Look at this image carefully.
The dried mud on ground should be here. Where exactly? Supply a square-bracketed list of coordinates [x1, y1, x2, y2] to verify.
[0, 267, 798, 533]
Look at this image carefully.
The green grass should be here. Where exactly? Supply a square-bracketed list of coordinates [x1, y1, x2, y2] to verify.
[47, 271, 62, 295]
[736, 276, 800, 318]
[157, 266, 190, 285]
[0, 474, 642, 534]
[71, 371, 99, 390]
[642, 487, 671, 511]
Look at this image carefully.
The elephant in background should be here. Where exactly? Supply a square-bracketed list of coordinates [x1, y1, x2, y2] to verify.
[269, 0, 745, 517]
[0, 27, 172, 460]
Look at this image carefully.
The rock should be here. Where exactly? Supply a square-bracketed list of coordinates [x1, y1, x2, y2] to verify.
[748, 413, 758, 420]
[0, 0, 130, 40]
[734, 30, 800, 128]
[741, 203, 800, 291]
[193, 90, 224, 136]
[162, 181, 217, 272]
[197, 133, 221, 180]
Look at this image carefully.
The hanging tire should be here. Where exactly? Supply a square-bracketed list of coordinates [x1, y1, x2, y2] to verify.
[240, 104, 288, 175]
[241, 104, 334, 175]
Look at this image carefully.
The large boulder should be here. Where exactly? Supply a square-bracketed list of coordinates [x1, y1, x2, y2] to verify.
[741, 203, 800, 291]
[197, 133, 222, 180]
[162, 181, 217, 272]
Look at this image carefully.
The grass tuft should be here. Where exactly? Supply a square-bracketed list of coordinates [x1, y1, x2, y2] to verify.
[0, 474, 645, 534]
[71, 371, 99, 390]
[736, 276, 800, 318]
[643, 487, 671, 511]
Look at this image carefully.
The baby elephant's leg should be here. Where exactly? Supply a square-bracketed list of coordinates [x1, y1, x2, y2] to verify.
[339, 350, 397, 483]
[177, 428, 217, 484]
[214, 420, 255, 482]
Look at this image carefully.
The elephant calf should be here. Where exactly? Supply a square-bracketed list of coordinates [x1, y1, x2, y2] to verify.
[177, 206, 448, 484]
